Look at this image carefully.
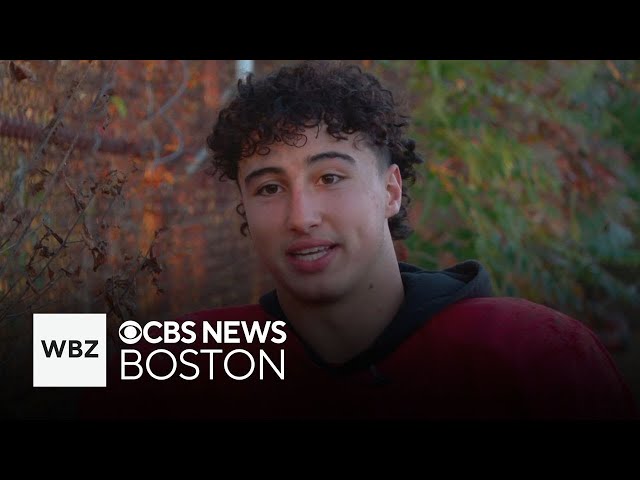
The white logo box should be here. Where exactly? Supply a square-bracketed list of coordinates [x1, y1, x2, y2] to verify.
[33, 313, 107, 387]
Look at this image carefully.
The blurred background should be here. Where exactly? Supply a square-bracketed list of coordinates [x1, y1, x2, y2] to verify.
[1, 60, 639, 415]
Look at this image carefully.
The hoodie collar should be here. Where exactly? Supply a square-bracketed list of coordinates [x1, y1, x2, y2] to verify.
[260, 260, 493, 374]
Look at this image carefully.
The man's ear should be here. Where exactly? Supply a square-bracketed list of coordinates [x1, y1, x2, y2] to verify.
[384, 164, 402, 218]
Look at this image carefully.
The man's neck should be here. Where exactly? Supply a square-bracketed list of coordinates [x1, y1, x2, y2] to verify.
[277, 248, 405, 365]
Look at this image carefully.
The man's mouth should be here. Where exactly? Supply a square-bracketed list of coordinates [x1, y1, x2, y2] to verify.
[289, 246, 334, 262]
[285, 241, 339, 272]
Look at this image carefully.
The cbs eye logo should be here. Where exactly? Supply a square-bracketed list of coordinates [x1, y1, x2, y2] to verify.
[119, 321, 142, 344]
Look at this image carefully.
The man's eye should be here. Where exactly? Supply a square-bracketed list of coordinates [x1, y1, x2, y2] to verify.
[319, 174, 342, 185]
[257, 184, 282, 196]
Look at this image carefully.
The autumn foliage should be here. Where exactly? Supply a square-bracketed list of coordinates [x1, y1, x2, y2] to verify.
[0, 60, 274, 348]
[1, 59, 639, 347]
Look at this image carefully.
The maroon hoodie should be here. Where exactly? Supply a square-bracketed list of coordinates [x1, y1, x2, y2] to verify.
[79, 261, 637, 420]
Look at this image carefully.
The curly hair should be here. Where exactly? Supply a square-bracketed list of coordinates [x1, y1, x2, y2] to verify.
[206, 60, 424, 240]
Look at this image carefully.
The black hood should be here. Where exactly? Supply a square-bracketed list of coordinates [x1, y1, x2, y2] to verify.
[259, 260, 493, 374]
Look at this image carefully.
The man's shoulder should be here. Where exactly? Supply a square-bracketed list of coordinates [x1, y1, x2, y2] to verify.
[424, 296, 609, 359]
[434, 296, 590, 336]
[176, 304, 269, 322]
[413, 297, 637, 419]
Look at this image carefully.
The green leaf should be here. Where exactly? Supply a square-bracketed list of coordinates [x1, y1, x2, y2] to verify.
[111, 95, 128, 118]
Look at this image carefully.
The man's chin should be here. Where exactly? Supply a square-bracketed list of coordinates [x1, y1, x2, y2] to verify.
[281, 283, 345, 305]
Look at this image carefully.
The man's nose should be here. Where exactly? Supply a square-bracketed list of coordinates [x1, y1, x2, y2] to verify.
[286, 187, 321, 233]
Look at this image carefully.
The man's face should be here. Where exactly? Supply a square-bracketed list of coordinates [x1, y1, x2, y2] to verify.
[238, 127, 402, 303]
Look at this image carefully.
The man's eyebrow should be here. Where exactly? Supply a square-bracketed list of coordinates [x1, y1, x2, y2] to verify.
[308, 151, 356, 165]
[243, 166, 285, 187]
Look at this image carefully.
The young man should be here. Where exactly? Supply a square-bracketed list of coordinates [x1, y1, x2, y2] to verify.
[87, 61, 636, 420]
